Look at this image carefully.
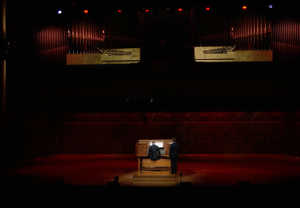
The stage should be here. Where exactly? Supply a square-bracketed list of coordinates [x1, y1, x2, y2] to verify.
[3, 153, 300, 205]
[9, 154, 300, 186]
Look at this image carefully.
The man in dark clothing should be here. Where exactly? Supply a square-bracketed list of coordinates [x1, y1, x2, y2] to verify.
[148, 142, 161, 161]
[169, 139, 178, 174]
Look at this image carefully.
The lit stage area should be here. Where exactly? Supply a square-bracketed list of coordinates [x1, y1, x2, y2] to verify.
[12, 153, 300, 187]
[9, 154, 300, 190]
[2, 112, 300, 202]
[2, 155, 300, 206]
[3, 153, 300, 205]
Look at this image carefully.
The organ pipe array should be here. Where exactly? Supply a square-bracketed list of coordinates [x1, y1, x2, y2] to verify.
[34, 14, 300, 63]
[229, 15, 272, 50]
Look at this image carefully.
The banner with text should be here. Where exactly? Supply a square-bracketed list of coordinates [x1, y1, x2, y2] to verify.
[66, 48, 140, 65]
[194, 46, 273, 62]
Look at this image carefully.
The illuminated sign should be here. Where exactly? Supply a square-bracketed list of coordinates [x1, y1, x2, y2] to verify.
[66, 48, 140, 65]
[194, 46, 273, 62]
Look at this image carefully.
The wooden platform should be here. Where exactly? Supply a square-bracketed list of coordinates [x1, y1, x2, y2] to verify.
[14, 154, 300, 187]
[132, 174, 179, 187]
[140, 170, 171, 176]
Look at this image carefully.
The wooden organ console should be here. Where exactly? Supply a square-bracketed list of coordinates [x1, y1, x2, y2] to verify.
[135, 139, 174, 176]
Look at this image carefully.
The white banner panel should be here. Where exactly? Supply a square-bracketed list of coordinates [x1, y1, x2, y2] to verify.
[194, 46, 273, 62]
[66, 48, 140, 65]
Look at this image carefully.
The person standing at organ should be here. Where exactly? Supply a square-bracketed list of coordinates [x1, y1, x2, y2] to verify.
[169, 138, 178, 174]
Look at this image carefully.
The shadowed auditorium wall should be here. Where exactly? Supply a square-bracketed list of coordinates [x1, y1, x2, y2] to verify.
[58, 112, 300, 154]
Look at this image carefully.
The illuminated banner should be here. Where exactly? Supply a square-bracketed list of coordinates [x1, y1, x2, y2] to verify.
[66, 48, 140, 65]
[194, 46, 273, 62]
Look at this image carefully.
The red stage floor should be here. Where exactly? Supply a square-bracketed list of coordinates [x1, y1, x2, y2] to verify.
[12, 154, 300, 187]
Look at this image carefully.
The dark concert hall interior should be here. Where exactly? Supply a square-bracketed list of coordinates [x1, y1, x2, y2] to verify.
[2, 0, 300, 203]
